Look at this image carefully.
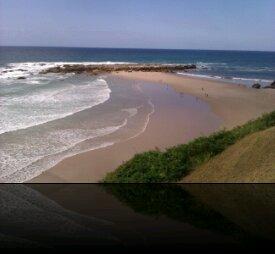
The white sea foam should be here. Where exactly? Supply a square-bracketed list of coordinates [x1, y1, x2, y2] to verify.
[177, 72, 273, 86]
[231, 77, 273, 82]
[0, 70, 157, 182]
[177, 72, 223, 80]
[196, 62, 228, 70]
[0, 96, 157, 183]
[0, 78, 111, 134]
[196, 62, 274, 73]
[0, 61, 132, 82]
[121, 107, 138, 118]
[0, 122, 126, 183]
[126, 100, 155, 141]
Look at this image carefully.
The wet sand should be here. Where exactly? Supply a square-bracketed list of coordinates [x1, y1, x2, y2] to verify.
[115, 72, 275, 129]
[30, 72, 275, 183]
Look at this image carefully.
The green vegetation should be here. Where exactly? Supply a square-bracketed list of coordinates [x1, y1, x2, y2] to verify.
[103, 111, 275, 183]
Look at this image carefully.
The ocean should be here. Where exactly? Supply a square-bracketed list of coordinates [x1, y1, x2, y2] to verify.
[1, 46, 274, 85]
[0, 46, 274, 182]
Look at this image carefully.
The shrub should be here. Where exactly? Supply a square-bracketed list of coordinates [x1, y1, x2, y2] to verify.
[103, 111, 275, 183]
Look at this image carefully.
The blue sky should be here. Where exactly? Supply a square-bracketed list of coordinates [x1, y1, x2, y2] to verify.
[0, 0, 274, 51]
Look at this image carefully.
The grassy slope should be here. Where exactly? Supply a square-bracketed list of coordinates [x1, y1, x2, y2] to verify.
[182, 126, 275, 182]
[103, 111, 275, 183]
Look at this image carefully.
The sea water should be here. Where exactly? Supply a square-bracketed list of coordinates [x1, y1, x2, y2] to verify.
[1, 46, 274, 85]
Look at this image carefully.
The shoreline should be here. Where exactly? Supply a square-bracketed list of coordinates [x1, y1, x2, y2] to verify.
[29, 72, 275, 183]
[114, 72, 275, 129]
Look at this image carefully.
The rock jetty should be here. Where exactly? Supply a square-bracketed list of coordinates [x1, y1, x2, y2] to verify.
[40, 63, 196, 75]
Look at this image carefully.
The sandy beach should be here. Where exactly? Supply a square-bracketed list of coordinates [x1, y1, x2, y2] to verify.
[30, 72, 275, 183]
[115, 72, 275, 129]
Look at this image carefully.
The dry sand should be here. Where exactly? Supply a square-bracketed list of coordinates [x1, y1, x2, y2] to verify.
[30, 72, 275, 183]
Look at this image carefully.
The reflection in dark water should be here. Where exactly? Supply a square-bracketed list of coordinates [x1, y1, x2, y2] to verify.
[104, 185, 275, 244]
[0, 184, 274, 251]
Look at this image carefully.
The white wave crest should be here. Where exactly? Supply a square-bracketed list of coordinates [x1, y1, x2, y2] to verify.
[177, 72, 223, 80]
[0, 61, 133, 82]
[0, 121, 127, 183]
[0, 78, 111, 134]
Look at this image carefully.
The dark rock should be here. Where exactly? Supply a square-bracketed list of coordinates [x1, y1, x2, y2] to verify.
[17, 76, 26, 80]
[40, 63, 197, 75]
[263, 80, 275, 89]
[269, 80, 275, 88]
[252, 83, 261, 89]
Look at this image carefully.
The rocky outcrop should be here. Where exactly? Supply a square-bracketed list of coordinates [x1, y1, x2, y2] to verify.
[40, 63, 196, 75]
[252, 83, 261, 89]
[264, 80, 275, 89]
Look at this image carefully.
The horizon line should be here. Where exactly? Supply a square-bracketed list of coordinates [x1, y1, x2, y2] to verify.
[1, 45, 274, 53]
